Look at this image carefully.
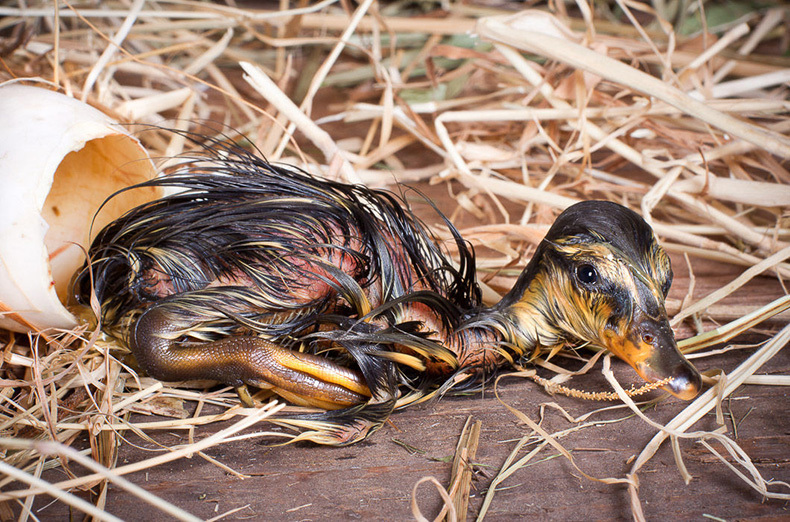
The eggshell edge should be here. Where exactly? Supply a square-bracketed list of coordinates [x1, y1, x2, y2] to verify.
[0, 84, 156, 333]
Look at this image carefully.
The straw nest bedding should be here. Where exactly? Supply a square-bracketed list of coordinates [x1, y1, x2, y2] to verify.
[0, 1, 788, 520]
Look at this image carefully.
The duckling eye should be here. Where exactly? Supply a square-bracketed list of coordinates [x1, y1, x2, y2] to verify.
[576, 264, 598, 285]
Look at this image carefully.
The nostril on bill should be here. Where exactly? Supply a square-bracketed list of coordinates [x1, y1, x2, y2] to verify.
[665, 362, 702, 400]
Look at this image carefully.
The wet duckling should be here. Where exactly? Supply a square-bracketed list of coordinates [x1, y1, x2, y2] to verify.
[75, 138, 701, 445]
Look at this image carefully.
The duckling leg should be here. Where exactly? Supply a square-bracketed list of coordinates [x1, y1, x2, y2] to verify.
[129, 305, 372, 409]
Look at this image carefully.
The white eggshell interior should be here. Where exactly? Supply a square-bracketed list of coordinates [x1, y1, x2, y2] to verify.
[0, 84, 159, 333]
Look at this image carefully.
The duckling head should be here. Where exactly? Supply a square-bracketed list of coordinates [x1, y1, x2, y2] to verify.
[501, 201, 701, 400]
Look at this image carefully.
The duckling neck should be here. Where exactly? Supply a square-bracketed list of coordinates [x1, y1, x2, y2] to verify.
[449, 294, 561, 376]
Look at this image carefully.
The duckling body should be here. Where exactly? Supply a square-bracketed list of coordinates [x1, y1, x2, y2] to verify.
[76, 140, 700, 444]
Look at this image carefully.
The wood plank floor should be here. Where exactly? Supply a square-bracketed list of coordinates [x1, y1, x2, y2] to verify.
[96, 365, 788, 521]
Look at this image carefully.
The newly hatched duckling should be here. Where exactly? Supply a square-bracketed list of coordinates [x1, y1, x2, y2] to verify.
[75, 138, 701, 445]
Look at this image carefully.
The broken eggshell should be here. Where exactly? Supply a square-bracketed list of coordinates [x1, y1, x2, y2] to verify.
[0, 84, 160, 333]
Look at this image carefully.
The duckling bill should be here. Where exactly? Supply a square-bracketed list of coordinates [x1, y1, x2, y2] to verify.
[75, 138, 701, 445]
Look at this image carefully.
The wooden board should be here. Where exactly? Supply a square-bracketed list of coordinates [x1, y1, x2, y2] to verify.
[28, 349, 790, 521]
